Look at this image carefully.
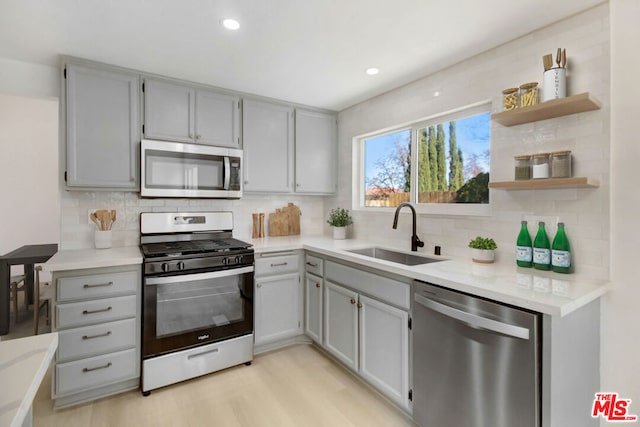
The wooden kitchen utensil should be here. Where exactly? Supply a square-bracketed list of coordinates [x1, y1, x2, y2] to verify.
[110, 210, 116, 230]
[561, 48, 566, 68]
[543, 54, 553, 71]
[259, 213, 265, 237]
[90, 212, 101, 230]
[556, 48, 562, 68]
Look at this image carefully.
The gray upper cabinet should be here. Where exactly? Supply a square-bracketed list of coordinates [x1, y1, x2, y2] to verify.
[143, 78, 240, 147]
[295, 109, 337, 194]
[65, 63, 140, 189]
[243, 99, 294, 193]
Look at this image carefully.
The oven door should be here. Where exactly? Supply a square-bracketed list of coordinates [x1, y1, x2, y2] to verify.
[141, 139, 242, 198]
[143, 266, 253, 358]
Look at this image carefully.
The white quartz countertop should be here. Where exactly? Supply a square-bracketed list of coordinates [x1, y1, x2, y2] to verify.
[251, 235, 611, 317]
[43, 246, 142, 271]
[42, 237, 610, 317]
[0, 333, 58, 427]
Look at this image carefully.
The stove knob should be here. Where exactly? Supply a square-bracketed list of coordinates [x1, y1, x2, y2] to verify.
[222, 257, 229, 265]
[235, 255, 243, 264]
[161, 263, 170, 272]
[177, 261, 185, 271]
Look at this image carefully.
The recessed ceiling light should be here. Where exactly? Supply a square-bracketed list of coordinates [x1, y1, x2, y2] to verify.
[365, 68, 379, 76]
[221, 18, 240, 30]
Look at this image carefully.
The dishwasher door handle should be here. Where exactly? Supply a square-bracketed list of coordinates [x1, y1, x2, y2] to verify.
[414, 293, 530, 340]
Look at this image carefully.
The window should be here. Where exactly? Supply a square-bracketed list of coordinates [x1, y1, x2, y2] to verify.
[358, 103, 491, 214]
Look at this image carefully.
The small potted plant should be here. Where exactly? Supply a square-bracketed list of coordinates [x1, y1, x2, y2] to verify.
[327, 208, 353, 240]
[468, 236, 497, 263]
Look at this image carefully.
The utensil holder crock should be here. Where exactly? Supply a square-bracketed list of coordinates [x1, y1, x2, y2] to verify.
[94, 230, 112, 249]
[542, 67, 566, 102]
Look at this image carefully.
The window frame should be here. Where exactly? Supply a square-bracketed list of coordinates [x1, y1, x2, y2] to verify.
[353, 101, 492, 216]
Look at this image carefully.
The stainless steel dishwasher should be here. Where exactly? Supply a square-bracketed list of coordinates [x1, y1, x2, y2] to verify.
[412, 280, 541, 427]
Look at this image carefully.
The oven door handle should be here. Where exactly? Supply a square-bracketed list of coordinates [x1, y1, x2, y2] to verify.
[145, 266, 254, 285]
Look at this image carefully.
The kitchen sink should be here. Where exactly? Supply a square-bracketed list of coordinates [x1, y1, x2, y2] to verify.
[347, 247, 444, 266]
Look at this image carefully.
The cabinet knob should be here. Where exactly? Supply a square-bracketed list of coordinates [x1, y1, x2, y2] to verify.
[244, 180, 249, 185]
[350, 298, 356, 304]
[315, 283, 320, 288]
[257, 283, 262, 288]
[357, 302, 362, 309]
[196, 134, 201, 139]
[188, 133, 193, 139]
[296, 183, 301, 187]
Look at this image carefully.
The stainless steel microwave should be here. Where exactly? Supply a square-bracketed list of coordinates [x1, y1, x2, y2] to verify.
[141, 139, 242, 198]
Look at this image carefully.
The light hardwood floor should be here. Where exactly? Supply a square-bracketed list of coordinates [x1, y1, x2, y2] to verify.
[33, 344, 415, 427]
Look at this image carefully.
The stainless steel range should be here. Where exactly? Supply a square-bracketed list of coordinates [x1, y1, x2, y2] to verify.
[140, 212, 254, 394]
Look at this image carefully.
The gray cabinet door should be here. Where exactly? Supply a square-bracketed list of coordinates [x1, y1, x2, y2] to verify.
[243, 99, 294, 192]
[65, 64, 139, 189]
[323, 281, 358, 371]
[295, 109, 337, 194]
[143, 79, 194, 143]
[195, 89, 240, 147]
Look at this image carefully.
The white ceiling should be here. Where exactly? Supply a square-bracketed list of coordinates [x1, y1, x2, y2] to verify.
[0, 0, 604, 111]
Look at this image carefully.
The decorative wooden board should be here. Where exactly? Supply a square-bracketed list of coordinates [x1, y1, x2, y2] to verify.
[268, 203, 301, 236]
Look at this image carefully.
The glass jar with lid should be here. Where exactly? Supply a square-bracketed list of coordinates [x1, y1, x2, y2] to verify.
[532, 153, 550, 179]
[502, 88, 518, 111]
[550, 150, 572, 178]
[519, 82, 539, 107]
[514, 155, 531, 180]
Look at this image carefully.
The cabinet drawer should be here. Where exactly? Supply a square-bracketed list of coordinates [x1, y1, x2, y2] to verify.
[255, 253, 299, 276]
[56, 348, 138, 396]
[56, 295, 137, 329]
[57, 271, 138, 301]
[57, 318, 137, 362]
[304, 254, 323, 276]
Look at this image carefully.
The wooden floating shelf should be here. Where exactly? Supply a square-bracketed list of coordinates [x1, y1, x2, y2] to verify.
[491, 92, 602, 126]
[489, 177, 600, 190]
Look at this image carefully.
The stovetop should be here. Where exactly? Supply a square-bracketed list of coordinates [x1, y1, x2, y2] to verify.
[141, 237, 252, 258]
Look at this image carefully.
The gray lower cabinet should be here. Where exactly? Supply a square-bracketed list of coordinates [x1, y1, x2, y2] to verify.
[52, 265, 141, 408]
[323, 259, 411, 412]
[64, 61, 140, 190]
[254, 252, 302, 348]
[242, 99, 295, 192]
[143, 78, 240, 147]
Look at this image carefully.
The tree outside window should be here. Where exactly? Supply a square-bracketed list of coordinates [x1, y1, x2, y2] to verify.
[363, 109, 490, 208]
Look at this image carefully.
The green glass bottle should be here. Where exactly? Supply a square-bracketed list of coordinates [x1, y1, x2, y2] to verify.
[516, 220, 533, 268]
[533, 221, 551, 270]
[552, 222, 572, 273]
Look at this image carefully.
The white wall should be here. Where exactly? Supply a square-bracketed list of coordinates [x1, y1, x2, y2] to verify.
[603, 0, 640, 411]
[335, 5, 610, 279]
[0, 57, 58, 100]
[0, 93, 60, 263]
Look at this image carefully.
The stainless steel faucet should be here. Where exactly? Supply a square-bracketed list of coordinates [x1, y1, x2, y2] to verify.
[392, 202, 424, 252]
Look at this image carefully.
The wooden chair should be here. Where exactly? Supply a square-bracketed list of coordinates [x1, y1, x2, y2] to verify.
[9, 274, 27, 323]
[34, 266, 53, 335]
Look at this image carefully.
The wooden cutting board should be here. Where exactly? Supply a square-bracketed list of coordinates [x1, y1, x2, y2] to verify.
[269, 203, 301, 236]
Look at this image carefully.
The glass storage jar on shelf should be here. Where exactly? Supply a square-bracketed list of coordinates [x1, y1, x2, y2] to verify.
[519, 82, 539, 107]
[502, 88, 519, 111]
[532, 153, 550, 179]
[514, 155, 531, 180]
[550, 150, 572, 178]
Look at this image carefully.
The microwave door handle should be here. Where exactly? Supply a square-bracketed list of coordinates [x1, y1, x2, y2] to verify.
[223, 156, 231, 190]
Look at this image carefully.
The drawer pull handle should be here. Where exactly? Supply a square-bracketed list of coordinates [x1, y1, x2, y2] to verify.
[188, 348, 219, 360]
[270, 262, 288, 267]
[83, 282, 114, 288]
[82, 331, 112, 340]
[306, 262, 318, 267]
[83, 362, 112, 373]
[82, 306, 112, 315]
[315, 283, 320, 288]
